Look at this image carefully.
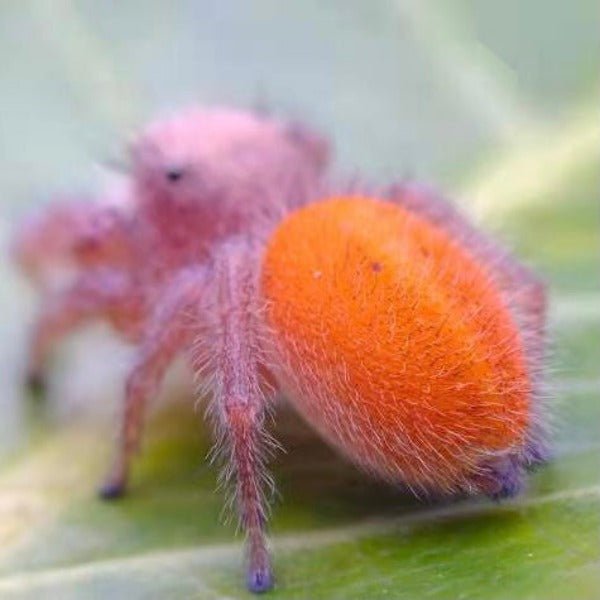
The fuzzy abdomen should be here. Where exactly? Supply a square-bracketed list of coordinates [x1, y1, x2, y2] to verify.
[262, 197, 531, 493]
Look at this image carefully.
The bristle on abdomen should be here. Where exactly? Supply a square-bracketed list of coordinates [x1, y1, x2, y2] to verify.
[262, 196, 533, 495]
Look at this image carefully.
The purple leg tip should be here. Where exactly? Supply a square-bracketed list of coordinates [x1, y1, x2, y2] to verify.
[479, 456, 525, 501]
[490, 471, 523, 501]
[247, 567, 273, 594]
[98, 480, 127, 501]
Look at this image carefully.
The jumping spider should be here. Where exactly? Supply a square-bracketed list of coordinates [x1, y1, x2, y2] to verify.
[13, 107, 549, 593]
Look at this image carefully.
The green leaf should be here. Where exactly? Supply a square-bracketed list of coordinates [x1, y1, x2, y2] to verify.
[0, 2, 598, 599]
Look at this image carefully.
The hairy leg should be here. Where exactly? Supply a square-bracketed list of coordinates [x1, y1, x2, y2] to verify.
[101, 240, 277, 592]
[99, 267, 207, 498]
[26, 268, 135, 390]
[199, 241, 275, 593]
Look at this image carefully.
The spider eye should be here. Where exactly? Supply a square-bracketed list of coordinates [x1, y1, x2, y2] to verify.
[165, 168, 184, 183]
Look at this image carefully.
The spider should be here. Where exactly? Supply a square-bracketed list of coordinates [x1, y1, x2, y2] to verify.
[12, 106, 549, 593]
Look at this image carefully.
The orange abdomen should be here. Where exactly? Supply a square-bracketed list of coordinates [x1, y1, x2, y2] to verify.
[262, 196, 531, 493]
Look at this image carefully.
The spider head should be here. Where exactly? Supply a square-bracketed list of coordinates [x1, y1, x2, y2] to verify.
[129, 108, 223, 206]
[131, 108, 328, 229]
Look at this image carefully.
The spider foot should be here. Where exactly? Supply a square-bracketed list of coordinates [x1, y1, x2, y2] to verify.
[98, 466, 129, 500]
[98, 479, 127, 500]
[247, 565, 274, 594]
[476, 455, 525, 501]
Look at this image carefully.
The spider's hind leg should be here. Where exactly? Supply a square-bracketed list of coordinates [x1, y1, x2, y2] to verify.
[474, 454, 526, 500]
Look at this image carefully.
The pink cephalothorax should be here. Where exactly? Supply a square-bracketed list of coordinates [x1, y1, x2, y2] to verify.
[12, 106, 548, 593]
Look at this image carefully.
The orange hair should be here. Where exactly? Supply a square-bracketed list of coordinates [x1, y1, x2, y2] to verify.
[262, 196, 530, 493]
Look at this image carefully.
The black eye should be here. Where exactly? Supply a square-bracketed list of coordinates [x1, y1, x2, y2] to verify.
[165, 168, 184, 182]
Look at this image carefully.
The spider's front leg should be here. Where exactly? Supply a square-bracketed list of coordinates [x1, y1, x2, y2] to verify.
[202, 241, 275, 593]
[101, 242, 276, 593]
[25, 268, 135, 392]
[99, 267, 208, 498]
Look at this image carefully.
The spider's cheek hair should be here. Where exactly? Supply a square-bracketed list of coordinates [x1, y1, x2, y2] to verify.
[261, 196, 532, 493]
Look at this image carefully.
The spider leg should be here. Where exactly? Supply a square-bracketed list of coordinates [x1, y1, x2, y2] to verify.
[99, 267, 208, 499]
[200, 241, 275, 593]
[26, 268, 135, 392]
[473, 454, 524, 500]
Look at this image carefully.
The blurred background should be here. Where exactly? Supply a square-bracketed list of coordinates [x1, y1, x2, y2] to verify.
[0, 2, 598, 599]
